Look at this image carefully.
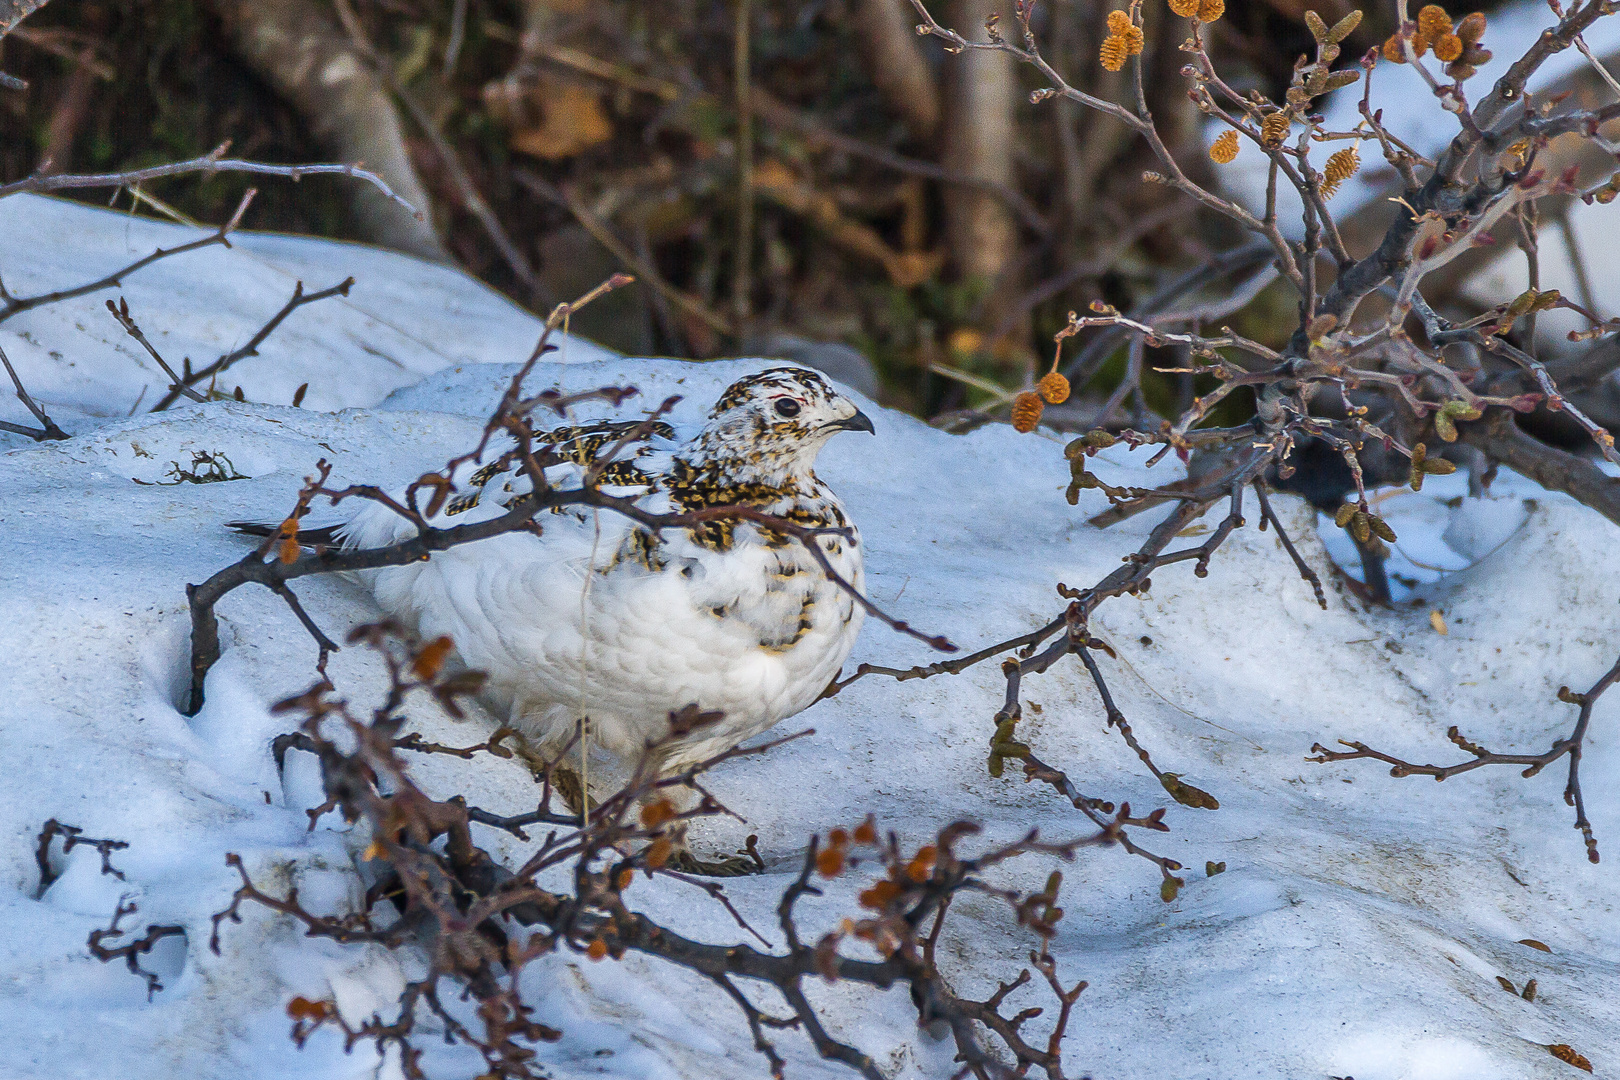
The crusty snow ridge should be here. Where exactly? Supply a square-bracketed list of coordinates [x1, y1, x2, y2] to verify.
[2, 194, 1617, 1080]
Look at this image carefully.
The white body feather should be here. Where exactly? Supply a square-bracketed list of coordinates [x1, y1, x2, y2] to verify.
[339, 369, 868, 771]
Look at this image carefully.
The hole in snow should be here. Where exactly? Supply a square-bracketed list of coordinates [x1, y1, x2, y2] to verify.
[1316, 471, 1532, 603]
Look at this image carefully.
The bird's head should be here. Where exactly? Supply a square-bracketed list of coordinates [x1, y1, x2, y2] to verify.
[695, 367, 874, 477]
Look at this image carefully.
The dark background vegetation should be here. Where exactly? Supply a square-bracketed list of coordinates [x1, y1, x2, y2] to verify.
[0, 0, 1456, 421]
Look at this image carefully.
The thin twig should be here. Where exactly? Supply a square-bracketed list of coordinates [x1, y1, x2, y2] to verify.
[0, 145, 419, 213]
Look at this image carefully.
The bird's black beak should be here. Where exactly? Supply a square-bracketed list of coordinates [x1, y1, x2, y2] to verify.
[827, 409, 875, 435]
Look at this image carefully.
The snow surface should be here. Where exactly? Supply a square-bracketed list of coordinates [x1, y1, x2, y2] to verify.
[3, 197, 1619, 1080]
[0, 192, 614, 442]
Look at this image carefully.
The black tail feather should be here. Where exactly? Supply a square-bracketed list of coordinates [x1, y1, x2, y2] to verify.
[225, 520, 345, 547]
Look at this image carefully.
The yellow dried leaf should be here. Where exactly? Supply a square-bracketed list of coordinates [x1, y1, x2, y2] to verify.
[1210, 128, 1240, 164]
[1430, 609, 1448, 635]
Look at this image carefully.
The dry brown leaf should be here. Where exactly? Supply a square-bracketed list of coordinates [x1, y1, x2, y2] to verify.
[1548, 1044, 1593, 1072]
[511, 80, 614, 160]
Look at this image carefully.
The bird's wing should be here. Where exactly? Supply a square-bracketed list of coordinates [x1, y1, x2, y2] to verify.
[328, 418, 677, 548]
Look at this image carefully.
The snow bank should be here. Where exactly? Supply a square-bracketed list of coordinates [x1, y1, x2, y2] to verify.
[0, 192, 613, 442]
[3, 198, 1618, 1080]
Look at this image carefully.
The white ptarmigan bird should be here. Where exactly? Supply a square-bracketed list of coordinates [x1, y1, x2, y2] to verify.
[333, 366, 872, 788]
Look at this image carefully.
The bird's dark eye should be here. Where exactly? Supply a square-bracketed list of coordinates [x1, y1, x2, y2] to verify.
[774, 398, 802, 418]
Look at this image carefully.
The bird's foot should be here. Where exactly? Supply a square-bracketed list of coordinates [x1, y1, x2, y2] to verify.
[665, 847, 764, 878]
[547, 765, 599, 819]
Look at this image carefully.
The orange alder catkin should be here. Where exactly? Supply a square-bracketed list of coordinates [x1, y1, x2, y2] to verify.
[1383, 31, 1430, 61]
[1011, 392, 1045, 432]
[1261, 111, 1290, 146]
[1168, 0, 1200, 17]
[1196, 0, 1224, 21]
[1105, 12, 1145, 55]
[1209, 129, 1240, 163]
[1038, 371, 1071, 404]
[1416, 4, 1451, 40]
[1322, 145, 1359, 197]
[1099, 34, 1127, 71]
[1433, 32, 1463, 61]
